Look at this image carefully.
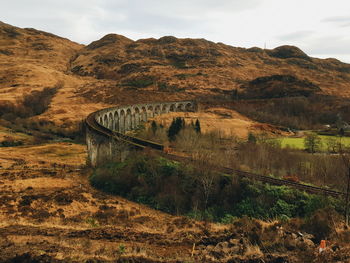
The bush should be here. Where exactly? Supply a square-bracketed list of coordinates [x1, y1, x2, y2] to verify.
[90, 154, 344, 222]
[0, 82, 61, 120]
[304, 132, 322, 153]
[303, 208, 340, 242]
[0, 136, 23, 147]
[121, 76, 154, 88]
[232, 95, 349, 130]
[167, 117, 185, 141]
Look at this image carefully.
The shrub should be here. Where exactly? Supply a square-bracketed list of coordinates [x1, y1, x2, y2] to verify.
[194, 119, 201, 133]
[0, 136, 23, 147]
[121, 76, 154, 88]
[167, 117, 185, 141]
[304, 133, 322, 153]
[90, 154, 344, 222]
[220, 214, 238, 224]
[247, 132, 257, 143]
[0, 83, 61, 120]
[303, 208, 340, 242]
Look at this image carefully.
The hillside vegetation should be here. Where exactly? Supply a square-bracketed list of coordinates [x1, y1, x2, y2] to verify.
[1, 21, 350, 130]
[70, 35, 350, 105]
[1, 22, 350, 262]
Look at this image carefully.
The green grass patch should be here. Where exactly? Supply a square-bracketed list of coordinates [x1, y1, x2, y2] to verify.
[277, 135, 350, 150]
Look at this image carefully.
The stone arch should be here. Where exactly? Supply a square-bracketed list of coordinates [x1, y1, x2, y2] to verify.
[154, 105, 161, 116]
[162, 104, 168, 113]
[169, 104, 175, 112]
[113, 111, 119, 131]
[99, 116, 102, 125]
[134, 107, 140, 127]
[177, 103, 184, 111]
[125, 108, 132, 131]
[147, 106, 154, 118]
[185, 103, 192, 111]
[141, 107, 147, 122]
[108, 112, 114, 130]
[120, 110, 125, 133]
[103, 114, 108, 128]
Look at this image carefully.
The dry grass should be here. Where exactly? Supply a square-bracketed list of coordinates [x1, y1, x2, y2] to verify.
[151, 107, 288, 139]
[244, 244, 264, 258]
[0, 142, 86, 168]
[0, 142, 216, 261]
[0, 126, 33, 143]
[1, 22, 350, 262]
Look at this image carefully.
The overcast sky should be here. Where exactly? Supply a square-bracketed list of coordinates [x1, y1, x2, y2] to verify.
[1, 0, 350, 63]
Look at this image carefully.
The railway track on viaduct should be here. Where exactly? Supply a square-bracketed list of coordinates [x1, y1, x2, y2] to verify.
[85, 102, 346, 199]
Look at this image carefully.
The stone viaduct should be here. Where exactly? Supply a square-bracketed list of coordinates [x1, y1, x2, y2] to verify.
[86, 100, 197, 167]
[85, 100, 345, 197]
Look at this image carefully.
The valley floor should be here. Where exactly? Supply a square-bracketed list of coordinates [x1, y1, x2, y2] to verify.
[1, 143, 350, 262]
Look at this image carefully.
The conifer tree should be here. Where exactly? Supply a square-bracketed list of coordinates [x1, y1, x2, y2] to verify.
[167, 117, 185, 141]
[195, 119, 201, 133]
[151, 120, 157, 135]
[248, 132, 257, 143]
[167, 118, 178, 141]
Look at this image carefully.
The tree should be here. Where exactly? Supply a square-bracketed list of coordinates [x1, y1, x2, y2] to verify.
[325, 136, 342, 153]
[232, 88, 239, 100]
[339, 139, 350, 226]
[304, 133, 322, 153]
[247, 132, 257, 144]
[194, 119, 201, 133]
[192, 150, 218, 211]
[167, 117, 185, 141]
[151, 120, 157, 135]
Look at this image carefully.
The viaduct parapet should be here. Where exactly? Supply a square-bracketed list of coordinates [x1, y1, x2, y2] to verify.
[86, 101, 197, 167]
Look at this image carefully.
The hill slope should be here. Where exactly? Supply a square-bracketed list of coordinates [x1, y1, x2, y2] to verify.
[70, 34, 350, 105]
[1, 22, 350, 127]
[0, 22, 111, 126]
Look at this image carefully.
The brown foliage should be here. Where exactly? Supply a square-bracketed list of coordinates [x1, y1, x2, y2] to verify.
[0, 82, 62, 120]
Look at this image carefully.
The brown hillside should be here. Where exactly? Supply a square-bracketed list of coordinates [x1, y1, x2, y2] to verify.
[1, 22, 350, 126]
[70, 34, 350, 103]
[2, 23, 350, 262]
[241, 74, 321, 99]
[0, 22, 109, 126]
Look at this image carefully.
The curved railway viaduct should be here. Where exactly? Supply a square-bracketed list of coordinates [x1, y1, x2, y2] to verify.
[85, 100, 345, 198]
[86, 100, 197, 167]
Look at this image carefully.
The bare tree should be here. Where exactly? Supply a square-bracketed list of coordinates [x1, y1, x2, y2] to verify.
[304, 132, 322, 153]
[339, 138, 350, 226]
[191, 149, 218, 211]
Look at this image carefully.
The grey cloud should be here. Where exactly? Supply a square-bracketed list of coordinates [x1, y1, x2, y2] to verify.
[95, 0, 261, 37]
[306, 36, 350, 55]
[340, 22, 350, 28]
[1, 0, 261, 43]
[272, 34, 350, 63]
[278, 30, 314, 41]
[322, 16, 350, 27]
[101, 0, 261, 17]
[322, 16, 350, 23]
[99, 14, 203, 34]
[0, 0, 106, 39]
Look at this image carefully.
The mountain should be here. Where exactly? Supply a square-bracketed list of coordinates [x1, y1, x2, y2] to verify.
[1, 22, 350, 126]
[0, 21, 109, 126]
[69, 34, 350, 105]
